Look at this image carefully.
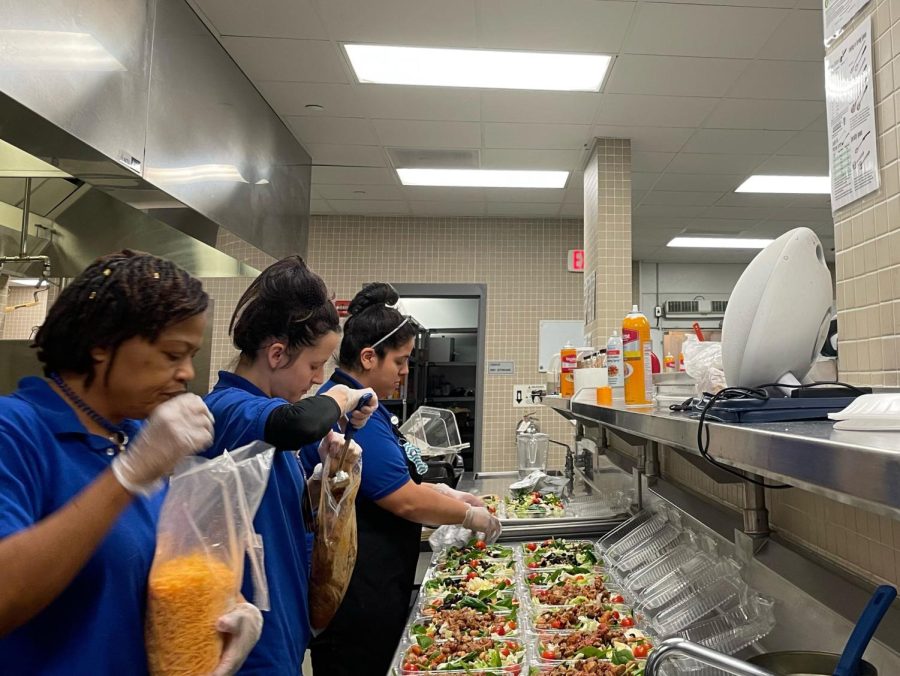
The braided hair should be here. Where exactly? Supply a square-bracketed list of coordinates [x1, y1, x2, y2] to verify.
[338, 283, 417, 370]
[229, 255, 339, 362]
[33, 250, 208, 387]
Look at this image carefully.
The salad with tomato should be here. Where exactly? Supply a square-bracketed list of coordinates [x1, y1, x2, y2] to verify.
[423, 589, 520, 617]
[531, 580, 619, 607]
[437, 538, 514, 563]
[525, 567, 600, 587]
[505, 492, 565, 519]
[523, 539, 599, 569]
[528, 656, 645, 675]
[537, 630, 652, 661]
[533, 603, 635, 632]
[399, 637, 525, 673]
[434, 556, 517, 578]
[411, 608, 519, 641]
[424, 573, 516, 599]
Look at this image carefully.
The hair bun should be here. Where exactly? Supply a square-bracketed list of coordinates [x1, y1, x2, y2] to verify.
[347, 282, 399, 316]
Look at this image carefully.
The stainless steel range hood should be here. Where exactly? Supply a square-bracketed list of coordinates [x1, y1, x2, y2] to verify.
[0, 0, 312, 269]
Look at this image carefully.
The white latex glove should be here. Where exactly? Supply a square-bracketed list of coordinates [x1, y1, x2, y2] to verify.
[327, 385, 379, 429]
[461, 506, 502, 544]
[111, 393, 214, 496]
[316, 430, 362, 465]
[310, 462, 323, 482]
[431, 482, 485, 508]
[210, 602, 263, 676]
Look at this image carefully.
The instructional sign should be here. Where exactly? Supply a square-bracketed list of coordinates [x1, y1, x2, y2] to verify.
[514, 384, 546, 408]
[826, 17, 879, 213]
[823, 0, 870, 47]
[488, 360, 515, 375]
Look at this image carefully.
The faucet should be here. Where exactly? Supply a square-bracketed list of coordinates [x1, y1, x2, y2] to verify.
[549, 440, 573, 492]
[645, 638, 777, 676]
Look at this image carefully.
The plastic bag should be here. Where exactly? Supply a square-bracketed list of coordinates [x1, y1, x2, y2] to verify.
[309, 446, 363, 634]
[429, 524, 475, 551]
[683, 338, 726, 395]
[146, 441, 275, 676]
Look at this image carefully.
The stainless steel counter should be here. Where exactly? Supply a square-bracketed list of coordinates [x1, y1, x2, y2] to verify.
[544, 395, 900, 520]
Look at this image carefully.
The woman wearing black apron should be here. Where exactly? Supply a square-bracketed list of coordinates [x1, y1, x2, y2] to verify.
[299, 283, 501, 676]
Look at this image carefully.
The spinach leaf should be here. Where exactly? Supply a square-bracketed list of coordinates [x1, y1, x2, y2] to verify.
[415, 635, 434, 649]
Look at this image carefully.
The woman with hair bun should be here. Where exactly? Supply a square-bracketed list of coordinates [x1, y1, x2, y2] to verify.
[300, 282, 501, 676]
[202, 256, 376, 675]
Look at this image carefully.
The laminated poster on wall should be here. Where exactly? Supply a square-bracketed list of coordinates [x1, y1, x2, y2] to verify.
[823, 0, 871, 47]
[826, 16, 879, 213]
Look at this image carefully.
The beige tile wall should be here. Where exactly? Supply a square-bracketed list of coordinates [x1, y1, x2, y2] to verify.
[306, 215, 584, 471]
[833, 0, 900, 386]
[583, 138, 633, 348]
[1, 284, 48, 340]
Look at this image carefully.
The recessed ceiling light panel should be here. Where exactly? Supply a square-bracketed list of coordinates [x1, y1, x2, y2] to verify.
[735, 175, 830, 194]
[397, 168, 568, 188]
[667, 237, 775, 249]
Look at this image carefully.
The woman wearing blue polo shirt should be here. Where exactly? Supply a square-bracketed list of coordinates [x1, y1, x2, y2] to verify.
[301, 283, 501, 676]
[202, 256, 376, 675]
[0, 250, 261, 675]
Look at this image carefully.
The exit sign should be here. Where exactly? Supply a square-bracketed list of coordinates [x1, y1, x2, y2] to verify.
[568, 249, 585, 272]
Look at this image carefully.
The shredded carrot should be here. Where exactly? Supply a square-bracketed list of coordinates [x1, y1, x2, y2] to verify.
[146, 552, 237, 675]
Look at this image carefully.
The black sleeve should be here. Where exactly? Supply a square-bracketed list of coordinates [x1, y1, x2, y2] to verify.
[263, 395, 342, 451]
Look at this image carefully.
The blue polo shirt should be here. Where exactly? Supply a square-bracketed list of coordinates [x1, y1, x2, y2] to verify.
[0, 377, 158, 675]
[299, 370, 411, 502]
[203, 371, 312, 676]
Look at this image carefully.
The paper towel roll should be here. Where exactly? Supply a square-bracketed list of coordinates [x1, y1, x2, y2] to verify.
[574, 368, 608, 402]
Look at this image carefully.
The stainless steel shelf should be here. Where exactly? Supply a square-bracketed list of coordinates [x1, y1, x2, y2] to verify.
[545, 398, 900, 520]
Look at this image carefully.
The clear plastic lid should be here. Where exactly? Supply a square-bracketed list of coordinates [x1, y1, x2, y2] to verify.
[679, 593, 776, 655]
[599, 508, 671, 562]
[651, 576, 749, 637]
[399, 406, 470, 457]
[620, 541, 700, 596]
[606, 523, 683, 582]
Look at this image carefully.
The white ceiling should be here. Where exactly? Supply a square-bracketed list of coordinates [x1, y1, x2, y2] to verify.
[188, 0, 833, 263]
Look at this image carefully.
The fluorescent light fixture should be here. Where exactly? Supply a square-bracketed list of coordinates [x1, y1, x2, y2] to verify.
[145, 164, 248, 185]
[345, 44, 611, 92]
[735, 175, 830, 194]
[668, 237, 775, 249]
[0, 30, 125, 72]
[397, 168, 568, 188]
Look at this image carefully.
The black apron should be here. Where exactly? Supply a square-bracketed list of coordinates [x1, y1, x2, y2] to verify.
[309, 373, 423, 676]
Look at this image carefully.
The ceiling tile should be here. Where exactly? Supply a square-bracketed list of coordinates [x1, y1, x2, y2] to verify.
[654, 173, 745, 191]
[286, 116, 378, 146]
[634, 204, 707, 219]
[409, 201, 487, 216]
[194, 0, 327, 38]
[714, 192, 797, 207]
[303, 144, 386, 167]
[476, 0, 635, 52]
[373, 119, 481, 148]
[487, 202, 562, 216]
[402, 186, 487, 202]
[595, 94, 718, 127]
[701, 205, 777, 220]
[258, 82, 362, 117]
[681, 129, 794, 154]
[665, 152, 767, 174]
[776, 130, 828, 155]
[754, 154, 829, 173]
[703, 99, 825, 130]
[641, 0, 794, 8]
[481, 91, 601, 125]
[605, 55, 749, 98]
[641, 190, 724, 206]
[632, 152, 676, 173]
[642, 217, 753, 232]
[787, 194, 832, 208]
[220, 37, 348, 83]
[484, 123, 592, 150]
[728, 60, 825, 100]
[311, 166, 397, 184]
[806, 114, 827, 131]
[326, 199, 410, 215]
[356, 86, 480, 121]
[315, 184, 404, 200]
[759, 9, 824, 61]
[317, 0, 478, 46]
[631, 173, 661, 190]
[310, 199, 332, 214]
[481, 148, 584, 170]
[624, 4, 789, 58]
[590, 126, 695, 152]
[484, 188, 566, 203]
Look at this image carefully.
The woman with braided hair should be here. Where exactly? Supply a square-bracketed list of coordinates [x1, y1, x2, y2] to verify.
[0, 250, 261, 675]
[201, 255, 377, 675]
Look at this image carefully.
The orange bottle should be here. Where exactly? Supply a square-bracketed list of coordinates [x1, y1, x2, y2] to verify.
[560, 343, 577, 398]
[623, 305, 652, 405]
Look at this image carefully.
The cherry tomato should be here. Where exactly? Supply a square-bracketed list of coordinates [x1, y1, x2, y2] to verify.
[507, 641, 518, 650]
[509, 666, 521, 675]
[550, 619, 562, 629]
[404, 663, 418, 672]
[575, 575, 584, 581]
[611, 594, 625, 603]
[528, 573, 538, 581]
[504, 578, 512, 585]
[532, 497, 542, 505]
[501, 647, 511, 657]
[621, 617, 635, 627]
[528, 562, 539, 569]
[467, 572, 478, 580]
[612, 611, 620, 619]
[508, 620, 517, 629]
[533, 492, 541, 498]
[541, 650, 557, 660]
[633, 644, 650, 659]
[526, 542, 538, 552]
[496, 625, 506, 636]
[475, 540, 487, 550]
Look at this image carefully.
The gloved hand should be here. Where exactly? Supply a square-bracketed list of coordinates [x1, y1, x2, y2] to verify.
[461, 506, 502, 544]
[210, 602, 264, 676]
[431, 482, 485, 508]
[327, 385, 379, 429]
[316, 430, 363, 466]
[111, 393, 214, 496]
